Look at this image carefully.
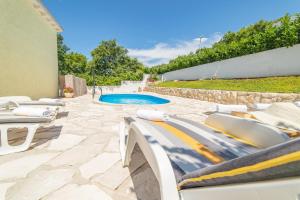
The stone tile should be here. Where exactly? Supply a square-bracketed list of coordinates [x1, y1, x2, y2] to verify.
[104, 137, 119, 152]
[79, 152, 120, 179]
[47, 143, 106, 167]
[111, 192, 137, 200]
[114, 177, 137, 200]
[99, 126, 119, 135]
[6, 168, 75, 200]
[43, 184, 112, 200]
[0, 94, 217, 200]
[81, 134, 111, 145]
[0, 182, 15, 200]
[59, 125, 85, 133]
[114, 148, 151, 199]
[92, 162, 130, 190]
[69, 127, 107, 136]
[125, 162, 160, 200]
[0, 153, 58, 181]
[33, 139, 53, 150]
[47, 134, 86, 151]
[95, 148, 146, 192]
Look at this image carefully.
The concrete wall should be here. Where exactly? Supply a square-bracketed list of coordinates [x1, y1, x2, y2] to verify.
[0, 0, 59, 99]
[89, 85, 141, 94]
[162, 44, 300, 81]
[144, 87, 300, 106]
[88, 84, 142, 94]
[88, 74, 150, 94]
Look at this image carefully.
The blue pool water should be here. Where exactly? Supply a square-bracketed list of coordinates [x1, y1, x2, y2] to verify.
[99, 94, 170, 105]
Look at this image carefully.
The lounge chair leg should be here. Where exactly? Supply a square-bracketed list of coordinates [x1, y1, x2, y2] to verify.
[124, 136, 136, 166]
[123, 122, 180, 200]
[0, 124, 39, 155]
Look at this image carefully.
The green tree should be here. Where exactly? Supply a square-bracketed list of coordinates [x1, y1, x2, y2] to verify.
[91, 40, 128, 76]
[56, 37, 146, 86]
[90, 40, 144, 85]
[57, 34, 70, 74]
[64, 52, 88, 74]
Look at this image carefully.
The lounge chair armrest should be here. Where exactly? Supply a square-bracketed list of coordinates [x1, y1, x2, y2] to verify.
[123, 121, 180, 200]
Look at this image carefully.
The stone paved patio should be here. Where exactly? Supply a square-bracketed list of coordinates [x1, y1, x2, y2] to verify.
[0, 93, 215, 200]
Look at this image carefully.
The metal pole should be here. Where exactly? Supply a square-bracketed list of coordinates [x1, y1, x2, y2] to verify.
[199, 36, 203, 48]
[92, 68, 95, 99]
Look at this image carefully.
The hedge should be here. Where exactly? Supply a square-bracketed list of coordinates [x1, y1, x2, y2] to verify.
[150, 14, 300, 74]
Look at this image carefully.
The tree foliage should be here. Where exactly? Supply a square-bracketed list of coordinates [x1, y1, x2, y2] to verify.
[150, 14, 300, 74]
[91, 40, 128, 76]
[57, 36, 145, 85]
[88, 40, 144, 85]
[57, 34, 70, 74]
[64, 52, 88, 74]
[57, 34, 88, 75]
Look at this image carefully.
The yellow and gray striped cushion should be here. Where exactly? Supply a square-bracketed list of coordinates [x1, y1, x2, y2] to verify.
[127, 116, 299, 189]
[178, 137, 300, 189]
[129, 116, 259, 181]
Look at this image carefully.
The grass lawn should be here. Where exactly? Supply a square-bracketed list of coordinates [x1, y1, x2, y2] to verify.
[156, 76, 300, 93]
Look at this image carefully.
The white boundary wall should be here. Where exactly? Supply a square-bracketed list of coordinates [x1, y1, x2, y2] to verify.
[162, 44, 300, 81]
[87, 74, 150, 94]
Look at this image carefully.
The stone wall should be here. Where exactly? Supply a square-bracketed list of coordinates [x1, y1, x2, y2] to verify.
[144, 87, 300, 106]
[59, 75, 87, 97]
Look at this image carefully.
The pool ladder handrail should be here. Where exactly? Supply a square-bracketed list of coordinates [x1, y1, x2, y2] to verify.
[92, 85, 95, 99]
[98, 86, 103, 97]
[92, 86, 103, 100]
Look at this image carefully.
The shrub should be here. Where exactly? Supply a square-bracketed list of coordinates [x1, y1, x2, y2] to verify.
[63, 87, 74, 93]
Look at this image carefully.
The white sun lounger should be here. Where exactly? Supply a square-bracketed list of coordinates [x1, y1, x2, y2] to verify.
[232, 103, 300, 132]
[252, 103, 272, 111]
[120, 112, 300, 200]
[0, 109, 57, 155]
[0, 100, 19, 110]
[215, 104, 248, 113]
[295, 101, 300, 107]
[0, 96, 65, 107]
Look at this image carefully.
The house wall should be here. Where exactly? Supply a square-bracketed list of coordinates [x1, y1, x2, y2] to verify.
[0, 0, 59, 99]
[162, 44, 300, 81]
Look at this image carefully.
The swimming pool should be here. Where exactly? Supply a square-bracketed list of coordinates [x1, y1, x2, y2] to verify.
[99, 94, 170, 105]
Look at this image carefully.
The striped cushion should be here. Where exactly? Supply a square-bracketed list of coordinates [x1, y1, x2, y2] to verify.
[134, 116, 258, 181]
[128, 116, 300, 189]
[178, 138, 300, 189]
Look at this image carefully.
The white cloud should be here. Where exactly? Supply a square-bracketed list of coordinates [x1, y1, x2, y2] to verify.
[128, 33, 223, 67]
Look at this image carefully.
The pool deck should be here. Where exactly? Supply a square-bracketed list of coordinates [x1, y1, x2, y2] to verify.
[0, 92, 215, 200]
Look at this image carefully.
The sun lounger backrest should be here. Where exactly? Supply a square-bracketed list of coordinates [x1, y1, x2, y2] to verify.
[0, 115, 53, 123]
[20, 101, 65, 106]
[264, 103, 300, 125]
[205, 113, 289, 148]
[0, 101, 19, 109]
[0, 96, 31, 103]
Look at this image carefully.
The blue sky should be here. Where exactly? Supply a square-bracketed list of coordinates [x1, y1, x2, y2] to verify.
[43, 0, 300, 66]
